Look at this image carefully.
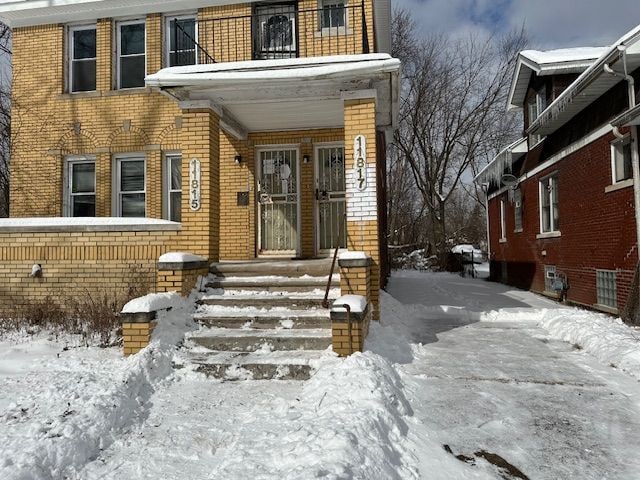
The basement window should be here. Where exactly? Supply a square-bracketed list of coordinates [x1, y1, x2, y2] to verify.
[596, 269, 617, 309]
[544, 265, 556, 293]
[69, 25, 96, 93]
[117, 20, 146, 89]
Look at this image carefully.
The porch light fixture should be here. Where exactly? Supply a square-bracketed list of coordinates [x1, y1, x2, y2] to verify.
[303, 155, 310, 164]
[234, 155, 242, 164]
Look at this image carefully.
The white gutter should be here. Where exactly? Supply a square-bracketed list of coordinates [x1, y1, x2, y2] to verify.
[606, 47, 640, 262]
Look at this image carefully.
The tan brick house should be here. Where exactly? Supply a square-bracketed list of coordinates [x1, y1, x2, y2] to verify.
[0, 0, 399, 322]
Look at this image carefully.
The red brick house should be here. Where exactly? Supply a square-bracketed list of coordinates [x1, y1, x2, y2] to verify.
[476, 25, 640, 314]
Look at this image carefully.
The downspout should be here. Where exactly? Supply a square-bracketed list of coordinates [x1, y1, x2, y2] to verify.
[605, 47, 640, 261]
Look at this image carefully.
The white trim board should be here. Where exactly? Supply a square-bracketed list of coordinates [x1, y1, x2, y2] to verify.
[488, 123, 613, 201]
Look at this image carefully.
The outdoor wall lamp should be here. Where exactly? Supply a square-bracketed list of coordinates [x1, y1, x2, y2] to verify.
[234, 155, 242, 164]
[303, 154, 310, 164]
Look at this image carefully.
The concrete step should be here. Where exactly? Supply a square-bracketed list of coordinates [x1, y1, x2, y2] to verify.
[210, 259, 334, 278]
[197, 295, 329, 310]
[194, 311, 331, 329]
[206, 275, 339, 293]
[175, 350, 324, 380]
[187, 327, 332, 352]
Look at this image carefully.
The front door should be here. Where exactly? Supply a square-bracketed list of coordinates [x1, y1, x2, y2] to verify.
[316, 145, 346, 253]
[258, 148, 300, 256]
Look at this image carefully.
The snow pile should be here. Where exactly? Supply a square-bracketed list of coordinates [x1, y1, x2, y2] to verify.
[338, 251, 369, 261]
[392, 248, 437, 271]
[332, 294, 368, 313]
[538, 309, 640, 381]
[0, 298, 195, 480]
[158, 252, 206, 264]
[451, 244, 483, 256]
[121, 291, 182, 314]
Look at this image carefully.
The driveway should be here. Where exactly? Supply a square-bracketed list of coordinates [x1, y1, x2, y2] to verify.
[386, 271, 640, 480]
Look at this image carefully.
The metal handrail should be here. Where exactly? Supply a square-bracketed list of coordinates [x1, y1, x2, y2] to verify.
[322, 214, 346, 309]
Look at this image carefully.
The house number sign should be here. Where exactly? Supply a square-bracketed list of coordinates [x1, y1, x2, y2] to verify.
[190, 158, 202, 211]
[353, 135, 367, 191]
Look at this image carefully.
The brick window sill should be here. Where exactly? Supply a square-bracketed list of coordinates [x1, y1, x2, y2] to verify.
[536, 231, 561, 240]
[604, 179, 633, 193]
[594, 304, 619, 315]
[513, 228, 523, 234]
[499, 238, 507, 243]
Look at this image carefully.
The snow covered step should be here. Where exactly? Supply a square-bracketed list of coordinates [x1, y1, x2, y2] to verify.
[206, 275, 339, 293]
[210, 259, 333, 278]
[194, 309, 331, 329]
[197, 295, 329, 310]
[175, 350, 324, 380]
[187, 328, 332, 352]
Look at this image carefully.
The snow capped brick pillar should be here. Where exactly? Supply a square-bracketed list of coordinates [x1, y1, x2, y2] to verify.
[331, 295, 370, 356]
[179, 101, 221, 261]
[343, 96, 380, 319]
[156, 252, 209, 296]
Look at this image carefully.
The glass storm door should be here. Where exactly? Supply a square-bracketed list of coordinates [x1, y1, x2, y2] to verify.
[316, 145, 346, 252]
[258, 149, 299, 255]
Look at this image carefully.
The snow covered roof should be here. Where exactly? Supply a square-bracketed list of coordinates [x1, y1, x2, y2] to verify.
[508, 47, 607, 110]
[147, 54, 400, 135]
[529, 24, 640, 136]
[474, 137, 527, 186]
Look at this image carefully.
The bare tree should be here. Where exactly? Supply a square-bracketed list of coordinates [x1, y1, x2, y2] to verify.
[390, 9, 526, 263]
[0, 22, 10, 217]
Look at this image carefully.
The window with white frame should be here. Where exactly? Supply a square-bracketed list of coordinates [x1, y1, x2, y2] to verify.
[65, 158, 95, 217]
[320, 0, 346, 29]
[527, 88, 546, 147]
[117, 20, 146, 89]
[116, 156, 145, 217]
[539, 174, 559, 233]
[499, 198, 506, 241]
[514, 188, 523, 232]
[166, 15, 197, 67]
[164, 153, 182, 222]
[611, 135, 633, 183]
[69, 25, 96, 93]
[544, 265, 556, 292]
[596, 269, 617, 308]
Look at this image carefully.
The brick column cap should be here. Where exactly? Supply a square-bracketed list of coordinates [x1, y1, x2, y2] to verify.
[157, 251, 209, 271]
[338, 251, 372, 268]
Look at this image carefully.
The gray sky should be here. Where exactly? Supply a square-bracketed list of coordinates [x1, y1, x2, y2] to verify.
[394, 0, 640, 49]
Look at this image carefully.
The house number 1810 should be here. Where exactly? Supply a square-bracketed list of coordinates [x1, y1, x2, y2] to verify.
[190, 158, 202, 211]
[353, 135, 367, 192]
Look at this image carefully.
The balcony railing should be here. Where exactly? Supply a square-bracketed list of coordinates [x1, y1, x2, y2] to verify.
[171, 1, 370, 66]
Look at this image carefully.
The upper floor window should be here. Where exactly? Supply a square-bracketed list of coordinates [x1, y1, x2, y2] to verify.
[539, 174, 559, 233]
[164, 153, 182, 222]
[499, 198, 507, 241]
[117, 20, 146, 89]
[65, 157, 96, 217]
[611, 135, 633, 184]
[166, 15, 197, 67]
[527, 87, 546, 147]
[321, 0, 346, 29]
[116, 155, 146, 217]
[69, 25, 96, 92]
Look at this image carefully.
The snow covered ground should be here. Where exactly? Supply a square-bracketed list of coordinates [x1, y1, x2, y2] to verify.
[1, 271, 639, 479]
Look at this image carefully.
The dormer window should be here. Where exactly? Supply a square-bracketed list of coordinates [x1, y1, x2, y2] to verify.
[527, 87, 546, 147]
[69, 25, 96, 93]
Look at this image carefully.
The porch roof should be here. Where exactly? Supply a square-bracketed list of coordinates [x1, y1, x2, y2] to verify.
[146, 54, 400, 138]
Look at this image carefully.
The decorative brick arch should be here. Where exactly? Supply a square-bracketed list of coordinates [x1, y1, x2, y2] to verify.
[157, 123, 182, 151]
[107, 125, 150, 153]
[57, 128, 99, 155]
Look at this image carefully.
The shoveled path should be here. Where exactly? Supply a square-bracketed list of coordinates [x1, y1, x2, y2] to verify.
[386, 271, 640, 480]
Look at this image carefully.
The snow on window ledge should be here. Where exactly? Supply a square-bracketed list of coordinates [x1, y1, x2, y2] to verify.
[605, 178, 633, 194]
[0, 217, 181, 233]
[536, 231, 561, 240]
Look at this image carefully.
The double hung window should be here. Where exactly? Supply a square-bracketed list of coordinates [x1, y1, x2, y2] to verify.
[320, 0, 346, 29]
[66, 158, 96, 217]
[69, 25, 96, 92]
[539, 174, 559, 233]
[499, 199, 506, 241]
[117, 20, 146, 89]
[611, 135, 633, 183]
[116, 156, 146, 217]
[527, 88, 546, 147]
[514, 189, 523, 232]
[164, 154, 182, 222]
